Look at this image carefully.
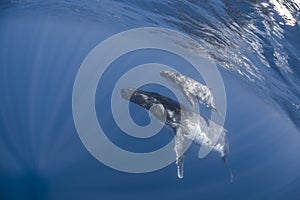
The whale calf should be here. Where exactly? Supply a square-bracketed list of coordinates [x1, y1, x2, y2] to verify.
[160, 70, 222, 117]
[121, 88, 232, 181]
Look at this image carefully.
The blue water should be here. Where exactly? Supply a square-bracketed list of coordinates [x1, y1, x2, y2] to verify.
[0, 1, 300, 200]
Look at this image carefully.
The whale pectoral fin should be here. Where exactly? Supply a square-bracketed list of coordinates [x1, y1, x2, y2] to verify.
[222, 155, 234, 183]
[174, 128, 186, 179]
[176, 153, 185, 179]
[183, 89, 195, 108]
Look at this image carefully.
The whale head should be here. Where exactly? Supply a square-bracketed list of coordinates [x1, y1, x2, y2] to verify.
[121, 88, 159, 110]
[121, 88, 182, 128]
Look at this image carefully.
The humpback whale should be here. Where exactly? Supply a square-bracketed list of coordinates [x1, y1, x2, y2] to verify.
[121, 88, 233, 182]
[160, 70, 222, 117]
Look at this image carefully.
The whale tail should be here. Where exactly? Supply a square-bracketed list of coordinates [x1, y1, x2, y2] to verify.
[222, 155, 234, 183]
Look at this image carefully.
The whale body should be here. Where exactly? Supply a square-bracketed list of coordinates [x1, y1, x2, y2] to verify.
[121, 88, 232, 181]
[160, 70, 222, 117]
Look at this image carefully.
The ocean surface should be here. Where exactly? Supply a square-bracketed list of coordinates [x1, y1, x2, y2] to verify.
[0, 0, 299, 200]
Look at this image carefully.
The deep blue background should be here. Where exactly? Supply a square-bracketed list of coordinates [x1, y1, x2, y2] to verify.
[0, 1, 300, 200]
